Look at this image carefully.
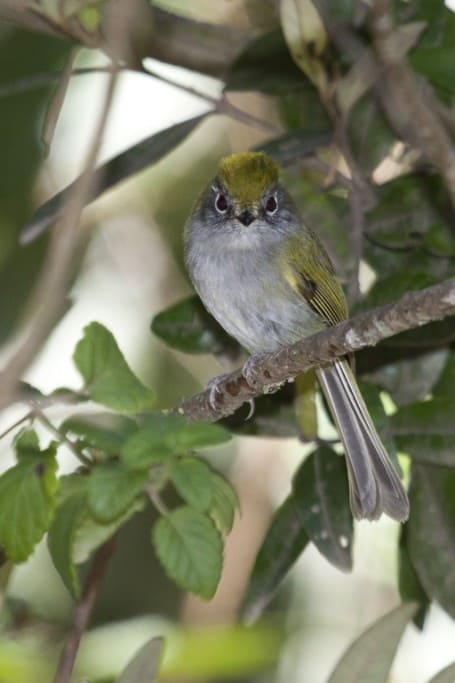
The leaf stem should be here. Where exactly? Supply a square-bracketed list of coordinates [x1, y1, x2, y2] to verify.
[0, 412, 32, 441]
[34, 410, 92, 466]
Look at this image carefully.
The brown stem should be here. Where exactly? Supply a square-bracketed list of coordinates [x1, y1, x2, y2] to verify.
[53, 537, 116, 683]
[176, 278, 455, 423]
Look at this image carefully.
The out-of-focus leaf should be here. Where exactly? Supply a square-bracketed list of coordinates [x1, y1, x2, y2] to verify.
[294, 371, 317, 439]
[257, 129, 332, 166]
[292, 448, 352, 571]
[62, 412, 137, 453]
[426, 662, 455, 683]
[392, 399, 455, 465]
[278, 87, 330, 132]
[348, 93, 396, 175]
[73, 322, 155, 413]
[222, 385, 300, 438]
[13, 427, 40, 457]
[87, 461, 148, 523]
[359, 272, 436, 310]
[0, 446, 58, 562]
[245, 0, 280, 30]
[117, 637, 164, 683]
[433, 351, 455, 399]
[280, 0, 328, 92]
[121, 414, 231, 470]
[395, 435, 455, 468]
[242, 496, 308, 622]
[394, 0, 455, 49]
[152, 506, 223, 599]
[358, 380, 397, 464]
[21, 115, 206, 244]
[398, 525, 430, 629]
[225, 28, 307, 94]
[408, 465, 455, 619]
[327, 603, 417, 683]
[151, 295, 238, 356]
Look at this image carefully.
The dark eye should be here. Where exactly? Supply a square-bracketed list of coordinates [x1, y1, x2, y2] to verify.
[215, 193, 228, 214]
[265, 194, 278, 215]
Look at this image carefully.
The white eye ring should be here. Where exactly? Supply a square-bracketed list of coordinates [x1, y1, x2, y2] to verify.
[265, 194, 278, 215]
[215, 192, 229, 214]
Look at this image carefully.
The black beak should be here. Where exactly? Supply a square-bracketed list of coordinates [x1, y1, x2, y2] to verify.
[237, 210, 255, 226]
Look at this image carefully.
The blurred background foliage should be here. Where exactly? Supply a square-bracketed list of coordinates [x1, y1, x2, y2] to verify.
[0, 0, 455, 682]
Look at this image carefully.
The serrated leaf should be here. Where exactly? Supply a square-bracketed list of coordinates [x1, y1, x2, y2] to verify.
[408, 465, 455, 619]
[243, 496, 308, 622]
[62, 412, 137, 453]
[327, 603, 417, 683]
[152, 507, 223, 599]
[0, 448, 58, 562]
[170, 457, 213, 512]
[73, 322, 155, 413]
[151, 295, 238, 356]
[208, 472, 239, 535]
[21, 115, 205, 244]
[225, 28, 307, 94]
[117, 636, 164, 683]
[292, 448, 352, 571]
[87, 461, 148, 523]
[398, 525, 430, 629]
[427, 662, 455, 683]
[121, 414, 231, 470]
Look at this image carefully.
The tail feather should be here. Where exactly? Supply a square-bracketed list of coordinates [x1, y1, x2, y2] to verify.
[316, 360, 409, 522]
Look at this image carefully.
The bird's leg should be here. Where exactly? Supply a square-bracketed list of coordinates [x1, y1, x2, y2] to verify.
[242, 352, 285, 394]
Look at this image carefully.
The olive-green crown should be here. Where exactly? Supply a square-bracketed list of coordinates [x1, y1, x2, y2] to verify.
[217, 152, 279, 205]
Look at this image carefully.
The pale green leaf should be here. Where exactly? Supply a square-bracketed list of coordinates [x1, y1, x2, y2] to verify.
[87, 461, 148, 523]
[208, 472, 239, 535]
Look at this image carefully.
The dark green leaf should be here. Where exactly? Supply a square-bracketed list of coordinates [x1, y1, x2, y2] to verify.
[433, 351, 455, 399]
[170, 457, 214, 512]
[117, 636, 164, 683]
[348, 93, 396, 175]
[208, 472, 239, 535]
[358, 380, 397, 464]
[395, 435, 455, 468]
[257, 129, 332, 166]
[408, 465, 455, 619]
[292, 448, 352, 571]
[243, 496, 308, 623]
[0, 447, 58, 562]
[427, 662, 455, 683]
[87, 461, 148, 523]
[221, 386, 300, 438]
[21, 115, 206, 244]
[392, 399, 455, 436]
[409, 45, 455, 95]
[61, 412, 137, 453]
[151, 295, 238, 356]
[73, 322, 155, 413]
[121, 414, 231, 470]
[398, 525, 430, 629]
[359, 272, 436, 310]
[225, 28, 308, 94]
[152, 506, 223, 599]
[327, 603, 417, 683]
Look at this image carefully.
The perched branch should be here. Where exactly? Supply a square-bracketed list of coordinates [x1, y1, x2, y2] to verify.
[177, 279, 455, 423]
[53, 537, 116, 683]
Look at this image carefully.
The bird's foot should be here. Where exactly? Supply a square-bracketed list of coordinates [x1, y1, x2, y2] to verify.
[206, 373, 231, 411]
[242, 353, 284, 394]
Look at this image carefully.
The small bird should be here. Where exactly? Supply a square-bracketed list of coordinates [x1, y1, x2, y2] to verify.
[184, 151, 409, 522]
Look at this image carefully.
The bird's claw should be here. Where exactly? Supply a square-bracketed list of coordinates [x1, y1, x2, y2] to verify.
[242, 353, 284, 395]
[206, 373, 231, 411]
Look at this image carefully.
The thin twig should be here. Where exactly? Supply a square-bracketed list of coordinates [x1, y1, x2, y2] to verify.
[53, 537, 117, 683]
[0, 411, 32, 441]
[0, 56, 120, 413]
[175, 278, 455, 423]
[33, 409, 91, 465]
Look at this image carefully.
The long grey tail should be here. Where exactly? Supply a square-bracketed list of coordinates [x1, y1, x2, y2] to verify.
[316, 360, 409, 522]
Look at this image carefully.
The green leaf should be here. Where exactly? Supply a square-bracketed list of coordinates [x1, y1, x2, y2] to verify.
[358, 380, 398, 466]
[410, 47, 455, 93]
[73, 322, 155, 413]
[87, 461, 148, 523]
[13, 427, 40, 457]
[117, 637, 164, 683]
[257, 128, 332, 166]
[222, 387, 300, 438]
[395, 435, 455, 468]
[427, 662, 455, 683]
[208, 472, 239, 535]
[398, 525, 430, 629]
[433, 351, 455, 399]
[243, 496, 309, 622]
[327, 603, 417, 683]
[61, 412, 137, 453]
[0, 447, 58, 562]
[359, 272, 437, 310]
[292, 448, 353, 571]
[21, 115, 206, 244]
[170, 457, 214, 512]
[47, 477, 87, 599]
[151, 295, 238, 356]
[408, 465, 455, 619]
[392, 399, 455, 466]
[225, 28, 308, 94]
[121, 414, 231, 470]
[152, 506, 223, 599]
